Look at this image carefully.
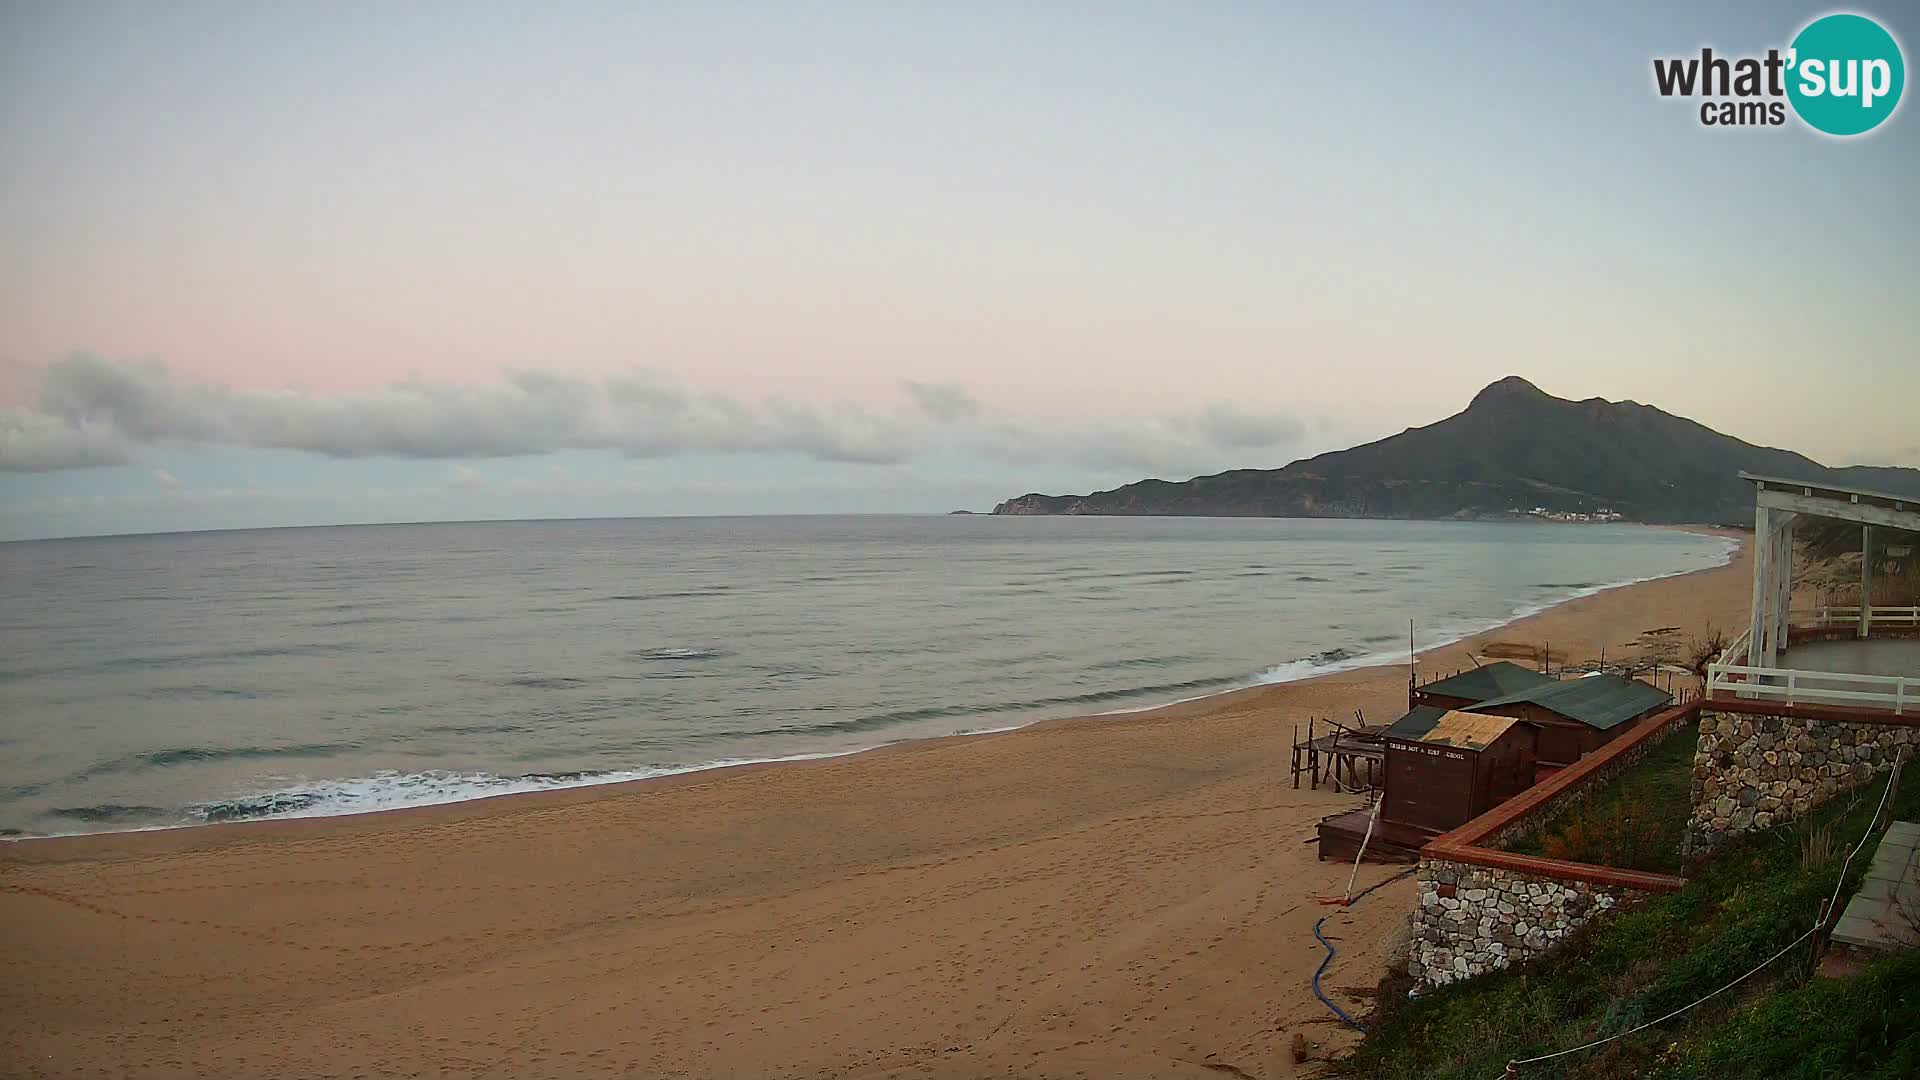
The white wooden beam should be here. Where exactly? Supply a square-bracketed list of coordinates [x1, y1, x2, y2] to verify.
[1750, 504, 1772, 671]
[1755, 489, 1920, 531]
[1776, 514, 1794, 657]
[1769, 508, 1796, 661]
[1741, 470, 1915, 507]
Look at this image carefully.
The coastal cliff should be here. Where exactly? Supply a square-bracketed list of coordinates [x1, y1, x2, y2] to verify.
[993, 494, 1086, 515]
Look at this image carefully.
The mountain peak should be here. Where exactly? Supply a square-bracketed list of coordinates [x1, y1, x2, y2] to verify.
[1468, 376, 1549, 409]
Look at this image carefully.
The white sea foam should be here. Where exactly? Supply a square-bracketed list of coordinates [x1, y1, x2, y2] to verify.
[635, 647, 724, 660]
[182, 753, 871, 827]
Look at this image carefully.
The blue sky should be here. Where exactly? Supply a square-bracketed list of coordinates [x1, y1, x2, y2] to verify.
[2, 1, 1915, 539]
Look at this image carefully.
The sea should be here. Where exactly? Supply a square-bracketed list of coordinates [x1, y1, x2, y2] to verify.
[0, 516, 1734, 837]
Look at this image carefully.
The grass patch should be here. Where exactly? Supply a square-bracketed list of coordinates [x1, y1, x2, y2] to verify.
[1505, 729, 1697, 875]
[1652, 948, 1920, 1079]
[1336, 766, 1920, 1080]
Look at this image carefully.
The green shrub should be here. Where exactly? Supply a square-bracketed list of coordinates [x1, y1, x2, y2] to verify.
[1509, 732, 1697, 875]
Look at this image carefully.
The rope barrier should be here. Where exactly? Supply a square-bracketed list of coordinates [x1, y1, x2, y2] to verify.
[1820, 745, 1908, 926]
[1497, 746, 1908, 1075]
[1343, 801, 1382, 904]
[1495, 926, 1816, 1075]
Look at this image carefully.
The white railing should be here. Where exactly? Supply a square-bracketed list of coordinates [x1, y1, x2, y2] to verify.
[1789, 606, 1920, 630]
[1719, 627, 1752, 668]
[1706, 663, 1911, 714]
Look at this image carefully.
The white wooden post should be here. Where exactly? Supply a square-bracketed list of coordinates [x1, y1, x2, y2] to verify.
[1775, 514, 1794, 658]
[1750, 505, 1772, 671]
[1859, 525, 1873, 639]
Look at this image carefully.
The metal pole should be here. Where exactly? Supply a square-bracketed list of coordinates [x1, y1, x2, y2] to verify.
[1408, 618, 1416, 709]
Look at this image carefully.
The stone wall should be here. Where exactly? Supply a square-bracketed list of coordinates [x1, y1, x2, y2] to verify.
[1403, 702, 1695, 990]
[1682, 708, 1917, 859]
[1408, 858, 1641, 988]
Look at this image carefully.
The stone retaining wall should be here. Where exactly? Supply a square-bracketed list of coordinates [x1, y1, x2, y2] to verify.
[1682, 707, 1917, 859]
[1405, 702, 1696, 990]
[1408, 858, 1644, 987]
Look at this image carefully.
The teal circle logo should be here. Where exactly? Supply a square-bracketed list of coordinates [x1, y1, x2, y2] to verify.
[1786, 13, 1905, 135]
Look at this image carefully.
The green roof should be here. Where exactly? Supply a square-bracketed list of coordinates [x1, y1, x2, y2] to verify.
[1384, 705, 1452, 741]
[1416, 661, 1556, 704]
[1470, 674, 1672, 731]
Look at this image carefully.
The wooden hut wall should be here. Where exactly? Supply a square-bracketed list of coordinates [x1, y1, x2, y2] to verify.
[1471, 725, 1538, 810]
[1383, 740, 1478, 832]
[1472, 702, 1592, 764]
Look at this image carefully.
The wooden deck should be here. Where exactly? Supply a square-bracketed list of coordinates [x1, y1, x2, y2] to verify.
[1315, 806, 1434, 864]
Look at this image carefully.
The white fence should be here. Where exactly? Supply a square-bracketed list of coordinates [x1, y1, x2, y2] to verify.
[1789, 606, 1920, 631]
[1706, 606, 1917, 714]
[1716, 606, 1916, 671]
[1720, 627, 1753, 669]
[1706, 663, 1911, 715]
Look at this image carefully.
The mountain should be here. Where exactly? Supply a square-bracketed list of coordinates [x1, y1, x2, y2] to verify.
[991, 377, 1920, 524]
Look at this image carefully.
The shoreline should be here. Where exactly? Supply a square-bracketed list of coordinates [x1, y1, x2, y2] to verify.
[4, 525, 1742, 850]
[1, 527, 1756, 1078]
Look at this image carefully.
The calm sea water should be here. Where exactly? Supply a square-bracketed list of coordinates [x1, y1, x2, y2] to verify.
[0, 516, 1731, 836]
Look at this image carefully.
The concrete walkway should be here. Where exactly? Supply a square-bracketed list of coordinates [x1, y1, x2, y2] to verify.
[1832, 820, 1920, 951]
[1786, 637, 1920, 679]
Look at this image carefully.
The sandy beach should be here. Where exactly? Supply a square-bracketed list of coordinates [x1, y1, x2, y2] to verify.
[1, 528, 1753, 1080]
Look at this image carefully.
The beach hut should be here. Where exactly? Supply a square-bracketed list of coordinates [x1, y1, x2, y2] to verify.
[1466, 673, 1671, 768]
[1379, 708, 1539, 833]
[1411, 661, 1557, 711]
[1316, 706, 1540, 863]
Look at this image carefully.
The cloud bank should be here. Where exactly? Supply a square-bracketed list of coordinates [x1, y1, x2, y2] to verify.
[4, 356, 911, 470]
[1, 355, 1307, 478]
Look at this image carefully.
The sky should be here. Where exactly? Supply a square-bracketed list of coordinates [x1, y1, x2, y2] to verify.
[2, 1, 1916, 540]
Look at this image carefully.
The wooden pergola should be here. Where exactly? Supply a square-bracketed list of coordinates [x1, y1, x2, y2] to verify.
[1741, 471, 1920, 673]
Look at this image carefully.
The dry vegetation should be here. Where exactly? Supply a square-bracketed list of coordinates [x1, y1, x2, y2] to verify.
[1795, 521, 1920, 608]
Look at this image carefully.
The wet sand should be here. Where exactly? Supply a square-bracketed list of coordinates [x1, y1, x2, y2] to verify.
[0, 528, 1751, 1080]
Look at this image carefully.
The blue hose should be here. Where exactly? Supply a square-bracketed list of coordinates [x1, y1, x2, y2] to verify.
[1312, 914, 1367, 1032]
[1311, 868, 1417, 1034]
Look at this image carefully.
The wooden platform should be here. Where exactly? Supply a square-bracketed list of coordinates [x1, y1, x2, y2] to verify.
[1291, 717, 1386, 792]
[1315, 806, 1435, 864]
